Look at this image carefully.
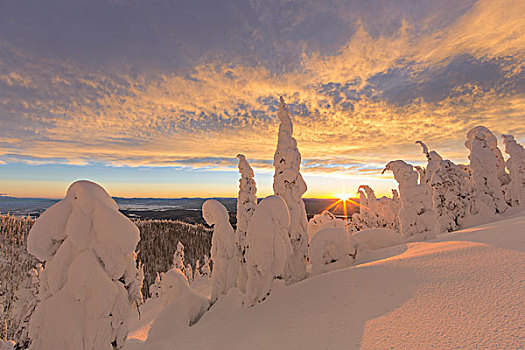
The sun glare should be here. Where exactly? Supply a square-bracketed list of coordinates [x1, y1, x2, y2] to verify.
[336, 192, 351, 201]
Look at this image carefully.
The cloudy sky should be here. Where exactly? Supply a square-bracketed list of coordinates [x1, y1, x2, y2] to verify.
[1, 0, 524, 198]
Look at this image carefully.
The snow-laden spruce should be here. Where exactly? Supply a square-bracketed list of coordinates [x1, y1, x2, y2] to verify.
[172, 242, 186, 276]
[26, 180, 141, 350]
[465, 126, 508, 215]
[351, 185, 399, 232]
[383, 160, 437, 241]
[202, 200, 238, 303]
[149, 273, 162, 299]
[307, 210, 345, 243]
[430, 160, 472, 232]
[502, 134, 525, 207]
[309, 227, 358, 275]
[147, 268, 209, 343]
[415, 141, 443, 185]
[235, 154, 257, 293]
[272, 96, 308, 283]
[244, 196, 292, 307]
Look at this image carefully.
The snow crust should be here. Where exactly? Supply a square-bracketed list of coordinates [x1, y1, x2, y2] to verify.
[26, 180, 141, 350]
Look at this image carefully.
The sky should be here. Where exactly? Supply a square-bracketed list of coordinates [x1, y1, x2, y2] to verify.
[0, 0, 524, 199]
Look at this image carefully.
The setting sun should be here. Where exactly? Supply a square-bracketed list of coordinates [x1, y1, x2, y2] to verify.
[336, 192, 351, 202]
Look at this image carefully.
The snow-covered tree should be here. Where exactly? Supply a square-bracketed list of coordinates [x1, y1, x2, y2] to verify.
[415, 141, 443, 185]
[465, 127, 508, 215]
[245, 196, 292, 307]
[430, 160, 472, 232]
[149, 273, 163, 300]
[466, 126, 510, 188]
[309, 227, 358, 275]
[236, 154, 257, 293]
[11, 264, 41, 349]
[202, 200, 238, 303]
[201, 255, 211, 278]
[502, 134, 525, 207]
[383, 160, 437, 241]
[26, 180, 141, 350]
[172, 241, 186, 276]
[185, 263, 193, 283]
[307, 211, 345, 243]
[272, 96, 308, 283]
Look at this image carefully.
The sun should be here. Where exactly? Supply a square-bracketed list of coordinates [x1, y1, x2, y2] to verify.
[336, 192, 351, 202]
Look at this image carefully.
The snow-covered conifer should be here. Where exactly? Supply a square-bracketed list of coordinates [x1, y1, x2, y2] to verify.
[245, 196, 292, 307]
[202, 200, 238, 303]
[201, 255, 211, 278]
[272, 96, 308, 283]
[502, 134, 525, 206]
[236, 154, 257, 293]
[11, 264, 41, 349]
[465, 127, 508, 215]
[26, 180, 141, 350]
[415, 141, 443, 185]
[149, 273, 163, 299]
[172, 241, 186, 276]
[430, 160, 472, 232]
[185, 263, 193, 283]
[383, 161, 437, 240]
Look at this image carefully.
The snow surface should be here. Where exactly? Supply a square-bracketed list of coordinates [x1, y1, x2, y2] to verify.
[124, 211, 525, 350]
[353, 228, 404, 250]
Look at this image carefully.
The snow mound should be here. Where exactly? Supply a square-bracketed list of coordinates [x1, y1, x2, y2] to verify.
[309, 227, 357, 275]
[353, 228, 404, 250]
[124, 212, 525, 350]
[145, 269, 210, 344]
[307, 210, 345, 243]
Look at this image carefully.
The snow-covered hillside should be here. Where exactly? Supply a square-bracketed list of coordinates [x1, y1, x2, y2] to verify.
[125, 211, 525, 350]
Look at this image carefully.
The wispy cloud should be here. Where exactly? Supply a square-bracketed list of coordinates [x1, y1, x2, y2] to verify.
[1, 0, 523, 179]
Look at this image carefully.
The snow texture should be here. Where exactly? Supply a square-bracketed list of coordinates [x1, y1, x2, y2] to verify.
[309, 227, 357, 275]
[383, 160, 437, 241]
[0, 340, 14, 350]
[272, 96, 308, 283]
[502, 134, 525, 207]
[202, 199, 238, 303]
[235, 154, 257, 293]
[244, 196, 292, 307]
[307, 210, 345, 243]
[465, 126, 508, 215]
[26, 180, 141, 350]
[353, 228, 404, 250]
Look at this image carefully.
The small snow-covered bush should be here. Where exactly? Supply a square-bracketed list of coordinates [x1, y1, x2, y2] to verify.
[147, 269, 209, 342]
[307, 211, 345, 243]
[245, 196, 292, 306]
[309, 227, 357, 275]
[502, 134, 525, 207]
[26, 180, 141, 350]
[352, 228, 403, 250]
[202, 200, 238, 303]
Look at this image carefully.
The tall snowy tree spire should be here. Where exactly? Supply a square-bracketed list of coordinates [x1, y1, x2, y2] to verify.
[272, 96, 308, 283]
[236, 154, 257, 293]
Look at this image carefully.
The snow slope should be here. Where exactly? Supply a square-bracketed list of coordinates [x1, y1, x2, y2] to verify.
[126, 212, 525, 350]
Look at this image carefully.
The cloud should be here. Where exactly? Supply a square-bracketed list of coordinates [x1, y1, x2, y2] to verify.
[0, 0, 523, 179]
